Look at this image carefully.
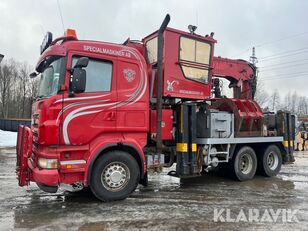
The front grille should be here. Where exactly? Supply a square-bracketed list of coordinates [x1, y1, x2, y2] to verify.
[32, 113, 39, 155]
[32, 114, 39, 128]
[32, 142, 38, 154]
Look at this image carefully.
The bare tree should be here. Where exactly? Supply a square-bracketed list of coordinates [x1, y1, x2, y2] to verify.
[298, 96, 308, 115]
[283, 92, 292, 111]
[254, 79, 270, 109]
[0, 59, 18, 118]
[269, 89, 280, 112]
[291, 91, 298, 114]
[18, 62, 31, 118]
[0, 59, 37, 119]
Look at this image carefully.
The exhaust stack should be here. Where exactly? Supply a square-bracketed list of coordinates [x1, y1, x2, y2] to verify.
[156, 14, 170, 159]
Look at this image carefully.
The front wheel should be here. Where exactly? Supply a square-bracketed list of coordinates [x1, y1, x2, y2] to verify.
[90, 151, 140, 202]
[258, 145, 282, 177]
[231, 146, 257, 181]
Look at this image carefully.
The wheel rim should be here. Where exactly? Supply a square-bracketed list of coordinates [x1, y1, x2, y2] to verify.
[267, 151, 279, 170]
[239, 153, 253, 174]
[101, 162, 130, 192]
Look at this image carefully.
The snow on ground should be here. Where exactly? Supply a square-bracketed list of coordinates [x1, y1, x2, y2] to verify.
[0, 130, 17, 147]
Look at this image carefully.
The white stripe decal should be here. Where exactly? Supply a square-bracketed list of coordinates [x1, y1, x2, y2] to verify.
[55, 93, 110, 104]
[56, 99, 110, 123]
[63, 103, 117, 144]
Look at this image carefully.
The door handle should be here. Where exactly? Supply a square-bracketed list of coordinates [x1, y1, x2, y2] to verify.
[104, 111, 116, 121]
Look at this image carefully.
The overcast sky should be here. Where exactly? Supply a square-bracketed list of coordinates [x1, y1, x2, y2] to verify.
[0, 0, 307, 97]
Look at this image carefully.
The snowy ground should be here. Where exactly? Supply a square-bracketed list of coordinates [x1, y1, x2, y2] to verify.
[1, 130, 308, 230]
[0, 129, 17, 147]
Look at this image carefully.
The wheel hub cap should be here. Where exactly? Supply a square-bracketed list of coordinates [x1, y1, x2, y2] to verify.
[239, 154, 253, 174]
[101, 162, 130, 192]
[110, 171, 122, 183]
[267, 151, 278, 170]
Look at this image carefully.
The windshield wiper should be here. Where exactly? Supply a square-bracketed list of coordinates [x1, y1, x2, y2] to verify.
[29, 72, 39, 78]
[35, 95, 47, 101]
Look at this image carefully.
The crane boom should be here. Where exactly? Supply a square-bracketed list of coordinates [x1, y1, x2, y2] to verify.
[212, 56, 257, 99]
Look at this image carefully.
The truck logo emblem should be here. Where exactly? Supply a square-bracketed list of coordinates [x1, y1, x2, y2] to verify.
[167, 80, 179, 91]
[123, 69, 136, 82]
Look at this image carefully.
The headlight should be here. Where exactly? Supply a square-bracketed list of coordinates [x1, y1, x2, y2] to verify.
[38, 158, 58, 169]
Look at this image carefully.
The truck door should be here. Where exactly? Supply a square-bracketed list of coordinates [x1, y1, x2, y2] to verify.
[116, 58, 149, 136]
[61, 52, 117, 145]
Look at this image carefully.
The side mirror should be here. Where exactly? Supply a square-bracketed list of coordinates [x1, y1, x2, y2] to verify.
[74, 57, 89, 68]
[71, 68, 86, 93]
[71, 57, 89, 93]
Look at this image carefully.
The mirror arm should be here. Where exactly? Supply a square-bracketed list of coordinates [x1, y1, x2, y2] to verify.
[68, 91, 75, 97]
[68, 73, 74, 97]
[67, 67, 74, 74]
[59, 84, 67, 91]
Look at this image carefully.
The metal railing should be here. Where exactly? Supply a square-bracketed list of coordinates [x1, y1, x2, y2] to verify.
[0, 118, 31, 132]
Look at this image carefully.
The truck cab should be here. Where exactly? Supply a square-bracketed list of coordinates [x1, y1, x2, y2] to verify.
[18, 29, 150, 198]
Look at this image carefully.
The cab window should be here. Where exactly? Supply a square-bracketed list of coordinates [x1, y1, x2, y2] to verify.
[72, 57, 112, 92]
[145, 37, 158, 64]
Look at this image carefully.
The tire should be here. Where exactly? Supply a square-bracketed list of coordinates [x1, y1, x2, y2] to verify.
[90, 151, 140, 202]
[231, 146, 257, 181]
[258, 145, 282, 177]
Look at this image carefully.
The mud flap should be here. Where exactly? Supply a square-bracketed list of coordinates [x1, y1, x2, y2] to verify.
[16, 125, 33, 186]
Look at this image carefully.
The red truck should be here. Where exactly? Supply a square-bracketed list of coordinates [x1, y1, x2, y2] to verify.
[16, 15, 295, 201]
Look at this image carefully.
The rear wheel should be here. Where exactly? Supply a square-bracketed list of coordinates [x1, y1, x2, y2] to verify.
[258, 145, 282, 177]
[231, 146, 257, 181]
[90, 151, 140, 202]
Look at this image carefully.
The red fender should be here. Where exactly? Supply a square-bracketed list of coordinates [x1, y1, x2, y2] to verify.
[84, 135, 146, 186]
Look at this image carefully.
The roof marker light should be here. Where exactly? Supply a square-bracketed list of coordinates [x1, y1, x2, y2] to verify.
[65, 28, 77, 38]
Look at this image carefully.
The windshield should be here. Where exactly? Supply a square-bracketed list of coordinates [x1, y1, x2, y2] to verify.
[38, 57, 65, 98]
